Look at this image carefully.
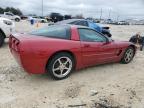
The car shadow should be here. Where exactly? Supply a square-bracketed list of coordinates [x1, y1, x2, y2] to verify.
[71, 62, 121, 76]
[2, 39, 9, 48]
[26, 62, 121, 82]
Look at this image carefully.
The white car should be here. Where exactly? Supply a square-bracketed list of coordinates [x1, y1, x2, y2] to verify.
[0, 17, 15, 47]
[28, 16, 47, 23]
[0, 12, 21, 22]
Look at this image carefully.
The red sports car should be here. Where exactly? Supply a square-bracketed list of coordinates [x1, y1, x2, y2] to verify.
[9, 25, 136, 80]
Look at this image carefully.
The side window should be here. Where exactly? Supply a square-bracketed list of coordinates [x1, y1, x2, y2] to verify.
[75, 21, 88, 27]
[78, 29, 107, 42]
[30, 26, 70, 39]
[6, 13, 13, 16]
[33, 16, 38, 18]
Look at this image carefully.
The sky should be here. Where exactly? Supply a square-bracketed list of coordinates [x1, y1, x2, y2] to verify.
[0, 0, 144, 20]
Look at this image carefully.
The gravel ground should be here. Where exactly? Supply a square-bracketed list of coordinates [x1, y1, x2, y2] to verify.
[0, 21, 144, 108]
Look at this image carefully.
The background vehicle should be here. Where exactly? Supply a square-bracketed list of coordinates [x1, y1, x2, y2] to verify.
[50, 13, 63, 23]
[20, 15, 28, 20]
[0, 12, 21, 22]
[64, 15, 72, 20]
[9, 25, 136, 80]
[117, 21, 129, 25]
[55, 19, 112, 37]
[28, 16, 47, 23]
[0, 17, 15, 47]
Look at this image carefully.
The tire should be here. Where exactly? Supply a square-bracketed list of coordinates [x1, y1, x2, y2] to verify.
[103, 32, 112, 37]
[121, 47, 135, 64]
[41, 20, 45, 23]
[0, 32, 5, 47]
[47, 53, 74, 80]
[15, 18, 20, 22]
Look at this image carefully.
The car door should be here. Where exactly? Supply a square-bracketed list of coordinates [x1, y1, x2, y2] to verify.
[5, 13, 13, 20]
[78, 28, 118, 67]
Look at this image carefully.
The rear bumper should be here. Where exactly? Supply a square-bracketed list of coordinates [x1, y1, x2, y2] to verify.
[10, 48, 47, 74]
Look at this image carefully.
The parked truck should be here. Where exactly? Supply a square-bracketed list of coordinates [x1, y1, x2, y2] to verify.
[0, 12, 21, 22]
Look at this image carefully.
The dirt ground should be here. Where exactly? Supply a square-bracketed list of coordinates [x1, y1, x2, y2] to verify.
[0, 21, 144, 108]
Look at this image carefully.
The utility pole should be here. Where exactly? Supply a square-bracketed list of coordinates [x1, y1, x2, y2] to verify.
[42, 0, 43, 16]
[100, 8, 103, 21]
[108, 9, 111, 19]
[117, 15, 119, 22]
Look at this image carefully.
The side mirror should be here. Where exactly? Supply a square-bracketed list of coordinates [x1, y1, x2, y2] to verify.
[106, 38, 110, 43]
[103, 38, 112, 45]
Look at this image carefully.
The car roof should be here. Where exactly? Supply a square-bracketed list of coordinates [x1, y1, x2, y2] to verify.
[65, 24, 96, 31]
[48, 24, 92, 32]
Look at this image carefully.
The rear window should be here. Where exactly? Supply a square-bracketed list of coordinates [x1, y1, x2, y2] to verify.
[55, 19, 77, 24]
[29, 25, 71, 39]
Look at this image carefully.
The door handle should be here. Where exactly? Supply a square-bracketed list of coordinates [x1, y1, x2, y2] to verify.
[84, 44, 90, 48]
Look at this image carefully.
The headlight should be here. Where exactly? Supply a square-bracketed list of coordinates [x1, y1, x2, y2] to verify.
[3, 20, 12, 25]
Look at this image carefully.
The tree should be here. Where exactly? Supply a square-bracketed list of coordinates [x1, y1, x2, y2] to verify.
[0, 7, 4, 14]
[0, 7, 23, 15]
[75, 14, 84, 19]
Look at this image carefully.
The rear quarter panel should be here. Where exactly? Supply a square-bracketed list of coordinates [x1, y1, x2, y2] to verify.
[19, 37, 82, 74]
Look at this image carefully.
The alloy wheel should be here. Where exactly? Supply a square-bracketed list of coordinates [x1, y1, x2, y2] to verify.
[124, 48, 134, 63]
[52, 57, 72, 78]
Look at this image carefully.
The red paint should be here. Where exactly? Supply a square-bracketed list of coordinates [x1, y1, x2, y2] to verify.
[9, 25, 136, 74]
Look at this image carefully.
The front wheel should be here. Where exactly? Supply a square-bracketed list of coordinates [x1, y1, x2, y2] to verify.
[47, 53, 74, 80]
[15, 18, 20, 22]
[41, 20, 45, 23]
[0, 32, 5, 47]
[121, 47, 135, 64]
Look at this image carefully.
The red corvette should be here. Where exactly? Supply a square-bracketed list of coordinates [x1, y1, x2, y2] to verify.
[9, 25, 136, 80]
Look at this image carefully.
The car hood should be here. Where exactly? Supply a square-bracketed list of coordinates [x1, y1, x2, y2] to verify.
[0, 17, 13, 21]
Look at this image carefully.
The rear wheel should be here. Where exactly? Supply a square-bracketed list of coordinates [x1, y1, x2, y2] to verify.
[0, 32, 5, 47]
[41, 20, 45, 23]
[121, 47, 135, 64]
[47, 53, 74, 80]
[15, 18, 20, 22]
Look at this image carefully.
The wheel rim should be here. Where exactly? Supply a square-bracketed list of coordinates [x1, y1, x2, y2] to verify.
[16, 19, 19, 21]
[124, 48, 134, 63]
[52, 57, 72, 78]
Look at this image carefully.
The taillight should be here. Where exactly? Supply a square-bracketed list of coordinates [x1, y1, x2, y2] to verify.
[9, 35, 12, 48]
[15, 40, 20, 51]
[10, 36, 20, 52]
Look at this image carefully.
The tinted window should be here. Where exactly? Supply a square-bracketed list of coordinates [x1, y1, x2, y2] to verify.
[89, 22, 102, 32]
[75, 21, 88, 26]
[33, 16, 39, 18]
[55, 19, 75, 24]
[68, 21, 79, 24]
[78, 29, 107, 42]
[29, 26, 70, 39]
[6, 13, 13, 16]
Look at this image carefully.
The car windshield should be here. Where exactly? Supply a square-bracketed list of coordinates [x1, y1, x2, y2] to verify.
[29, 25, 70, 39]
